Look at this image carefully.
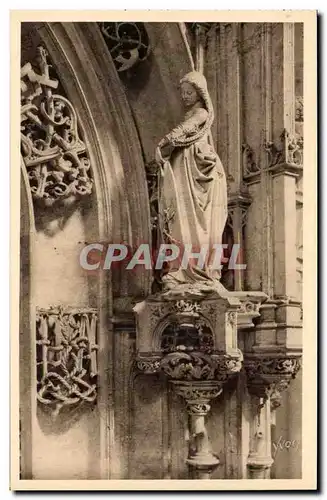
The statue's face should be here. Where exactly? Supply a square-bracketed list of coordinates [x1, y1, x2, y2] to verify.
[180, 82, 199, 108]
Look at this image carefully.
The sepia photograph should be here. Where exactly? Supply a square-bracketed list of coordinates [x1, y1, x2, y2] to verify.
[11, 10, 317, 490]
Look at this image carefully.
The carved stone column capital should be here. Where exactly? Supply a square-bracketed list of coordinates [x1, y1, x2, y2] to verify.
[171, 380, 223, 408]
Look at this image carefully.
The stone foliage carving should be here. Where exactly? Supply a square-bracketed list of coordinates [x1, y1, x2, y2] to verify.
[244, 356, 301, 401]
[135, 357, 161, 375]
[245, 357, 301, 378]
[173, 300, 201, 315]
[172, 380, 223, 411]
[99, 22, 150, 72]
[21, 46, 93, 207]
[160, 350, 243, 382]
[36, 306, 98, 417]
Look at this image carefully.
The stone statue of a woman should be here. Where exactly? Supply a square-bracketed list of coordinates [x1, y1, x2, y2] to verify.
[155, 71, 227, 293]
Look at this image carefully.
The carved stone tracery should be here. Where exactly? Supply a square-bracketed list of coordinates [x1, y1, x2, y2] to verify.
[21, 46, 93, 207]
[99, 22, 150, 73]
[36, 306, 98, 417]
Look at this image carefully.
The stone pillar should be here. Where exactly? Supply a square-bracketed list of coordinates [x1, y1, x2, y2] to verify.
[247, 395, 273, 479]
[172, 381, 222, 479]
[267, 23, 302, 301]
[244, 356, 301, 479]
[206, 23, 252, 292]
[193, 23, 211, 73]
[112, 319, 136, 479]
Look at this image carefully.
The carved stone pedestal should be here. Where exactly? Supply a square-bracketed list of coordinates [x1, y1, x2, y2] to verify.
[171, 380, 221, 479]
[133, 285, 245, 479]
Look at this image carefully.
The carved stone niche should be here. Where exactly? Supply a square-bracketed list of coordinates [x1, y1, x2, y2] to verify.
[133, 288, 243, 479]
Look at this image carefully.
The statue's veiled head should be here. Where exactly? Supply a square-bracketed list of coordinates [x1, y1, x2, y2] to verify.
[180, 71, 213, 118]
[180, 81, 201, 109]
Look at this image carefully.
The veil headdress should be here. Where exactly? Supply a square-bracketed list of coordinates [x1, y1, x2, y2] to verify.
[172, 71, 214, 147]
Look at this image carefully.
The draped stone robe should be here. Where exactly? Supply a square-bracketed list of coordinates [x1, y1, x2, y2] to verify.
[158, 106, 227, 287]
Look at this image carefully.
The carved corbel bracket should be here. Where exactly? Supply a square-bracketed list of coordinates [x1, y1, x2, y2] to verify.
[136, 350, 243, 479]
[133, 287, 244, 479]
[162, 350, 243, 479]
[133, 285, 242, 356]
[244, 355, 302, 402]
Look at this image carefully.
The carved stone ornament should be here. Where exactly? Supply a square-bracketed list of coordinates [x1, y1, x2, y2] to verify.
[133, 288, 245, 479]
[135, 356, 162, 375]
[99, 22, 150, 72]
[295, 96, 303, 122]
[36, 306, 98, 418]
[244, 356, 302, 401]
[270, 379, 291, 411]
[226, 205, 248, 231]
[21, 46, 93, 207]
[160, 350, 243, 382]
[265, 129, 303, 168]
[233, 291, 268, 329]
[145, 159, 160, 231]
[242, 143, 260, 178]
[171, 379, 222, 479]
[160, 317, 214, 355]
